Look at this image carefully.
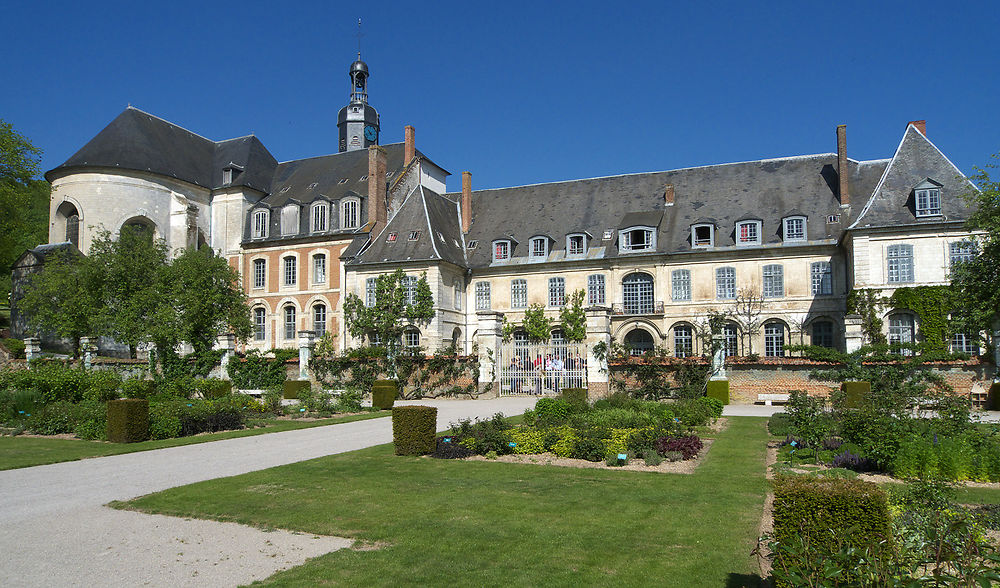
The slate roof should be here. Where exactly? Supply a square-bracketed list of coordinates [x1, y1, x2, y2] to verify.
[352, 185, 466, 267]
[453, 154, 889, 269]
[12, 242, 81, 269]
[213, 135, 278, 192]
[848, 124, 977, 230]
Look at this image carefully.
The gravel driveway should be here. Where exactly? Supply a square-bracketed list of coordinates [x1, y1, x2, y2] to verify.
[0, 396, 537, 587]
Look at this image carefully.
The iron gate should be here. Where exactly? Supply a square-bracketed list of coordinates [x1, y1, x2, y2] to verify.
[497, 341, 587, 396]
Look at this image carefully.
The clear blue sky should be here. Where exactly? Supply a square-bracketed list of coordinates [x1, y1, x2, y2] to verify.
[4, 0, 998, 191]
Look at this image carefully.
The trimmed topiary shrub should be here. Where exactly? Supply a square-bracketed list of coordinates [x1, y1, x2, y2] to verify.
[372, 380, 398, 410]
[283, 380, 310, 400]
[195, 379, 232, 399]
[706, 379, 729, 405]
[841, 381, 870, 409]
[771, 476, 891, 587]
[699, 396, 724, 419]
[122, 379, 156, 399]
[107, 398, 149, 443]
[392, 405, 438, 455]
[560, 388, 588, 408]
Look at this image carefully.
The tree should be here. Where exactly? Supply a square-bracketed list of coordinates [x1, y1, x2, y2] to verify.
[16, 249, 102, 356]
[0, 119, 49, 296]
[342, 269, 435, 347]
[558, 289, 587, 342]
[522, 303, 553, 342]
[731, 286, 764, 355]
[951, 156, 1000, 348]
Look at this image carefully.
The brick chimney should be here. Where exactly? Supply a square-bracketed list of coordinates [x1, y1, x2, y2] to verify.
[404, 125, 415, 165]
[908, 120, 927, 136]
[368, 145, 387, 234]
[461, 171, 472, 233]
[836, 124, 849, 207]
[664, 184, 674, 206]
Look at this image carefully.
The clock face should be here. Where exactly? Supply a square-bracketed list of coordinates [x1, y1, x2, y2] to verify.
[364, 125, 378, 142]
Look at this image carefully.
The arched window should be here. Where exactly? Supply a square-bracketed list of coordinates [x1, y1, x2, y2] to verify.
[811, 320, 834, 348]
[57, 202, 80, 246]
[342, 198, 360, 230]
[252, 209, 269, 238]
[281, 204, 300, 236]
[313, 304, 326, 337]
[122, 216, 155, 241]
[723, 323, 739, 357]
[283, 305, 296, 340]
[622, 273, 654, 314]
[764, 322, 785, 357]
[673, 324, 693, 358]
[624, 328, 654, 356]
[888, 314, 915, 355]
[451, 328, 461, 350]
[253, 307, 266, 341]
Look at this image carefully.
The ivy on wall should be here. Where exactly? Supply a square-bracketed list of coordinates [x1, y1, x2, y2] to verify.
[847, 289, 887, 345]
[888, 285, 954, 352]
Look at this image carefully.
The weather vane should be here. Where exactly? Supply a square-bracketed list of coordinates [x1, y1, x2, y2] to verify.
[356, 18, 363, 59]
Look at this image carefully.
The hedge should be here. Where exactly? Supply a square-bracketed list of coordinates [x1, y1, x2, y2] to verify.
[990, 382, 1000, 411]
[372, 380, 398, 410]
[283, 380, 310, 400]
[706, 379, 729, 405]
[560, 388, 588, 408]
[196, 379, 232, 400]
[107, 398, 149, 443]
[772, 477, 891, 586]
[841, 381, 870, 409]
[392, 405, 438, 455]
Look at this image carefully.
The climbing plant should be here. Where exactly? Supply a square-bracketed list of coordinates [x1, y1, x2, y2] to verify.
[888, 286, 954, 351]
[847, 289, 887, 345]
[342, 269, 435, 346]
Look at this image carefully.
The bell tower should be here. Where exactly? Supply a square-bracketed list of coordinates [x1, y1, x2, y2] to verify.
[337, 54, 380, 152]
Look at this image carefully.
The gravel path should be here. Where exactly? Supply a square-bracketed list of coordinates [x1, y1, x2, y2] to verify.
[0, 397, 537, 588]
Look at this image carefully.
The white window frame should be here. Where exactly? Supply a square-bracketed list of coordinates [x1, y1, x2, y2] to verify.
[311, 202, 328, 233]
[365, 277, 377, 307]
[475, 282, 491, 311]
[619, 226, 655, 253]
[511, 279, 527, 308]
[671, 269, 691, 301]
[716, 267, 736, 300]
[587, 274, 605, 305]
[341, 198, 360, 230]
[888, 314, 915, 354]
[283, 305, 297, 340]
[950, 333, 978, 355]
[887, 244, 914, 283]
[949, 241, 975, 269]
[673, 324, 693, 358]
[566, 233, 587, 257]
[283, 256, 297, 287]
[222, 168, 233, 185]
[548, 277, 566, 307]
[915, 184, 942, 217]
[404, 329, 420, 349]
[691, 224, 714, 248]
[493, 240, 511, 262]
[402, 275, 418, 305]
[252, 258, 266, 289]
[529, 236, 548, 260]
[736, 220, 762, 246]
[313, 304, 326, 337]
[762, 264, 784, 298]
[764, 322, 785, 357]
[782, 216, 806, 242]
[622, 272, 655, 315]
[252, 209, 269, 239]
[253, 307, 266, 341]
[811, 261, 833, 296]
[312, 254, 326, 284]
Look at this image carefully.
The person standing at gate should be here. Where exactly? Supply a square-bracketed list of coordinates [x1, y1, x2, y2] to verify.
[551, 354, 564, 393]
[565, 352, 577, 388]
[544, 353, 554, 392]
[534, 353, 543, 395]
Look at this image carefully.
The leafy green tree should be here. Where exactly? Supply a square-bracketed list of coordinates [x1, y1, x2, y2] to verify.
[522, 303, 552, 342]
[343, 269, 435, 347]
[951, 156, 1000, 347]
[16, 249, 102, 356]
[0, 119, 50, 296]
[558, 289, 587, 342]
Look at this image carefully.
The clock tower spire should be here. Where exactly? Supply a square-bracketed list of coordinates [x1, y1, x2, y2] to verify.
[337, 23, 380, 152]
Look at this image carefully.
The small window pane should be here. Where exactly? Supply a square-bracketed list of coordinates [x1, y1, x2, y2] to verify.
[672, 269, 691, 301]
[281, 205, 299, 236]
[737, 221, 760, 245]
[511, 279, 527, 308]
[342, 200, 359, 229]
[313, 254, 326, 284]
[494, 241, 509, 261]
[405, 330, 420, 348]
[312, 203, 328, 232]
[403, 276, 418, 305]
[950, 333, 978, 355]
[531, 237, 547, 258]
[784, 217, 805, 241]
[252, 210, 269, 238]
[568, 235, 585, 256]
[622, 273, 654, 314]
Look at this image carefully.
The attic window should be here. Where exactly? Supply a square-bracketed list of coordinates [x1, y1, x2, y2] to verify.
[827, 214, 841, 224]
[338, 178, 349, 185]
[619, 227, 655, 253]
[529, 236, 548, 260]
[252, 209, 269, 239]
[567, 234, 587, 256]
[915, 182, 942, 217]
[307, 182, 318, 190]
[493, 240, 511, 261]
[782, 216, 806, 242]
[222, 168, 233, 185]
[468, 240, 478, 249]
[692, 224, 714, 248]
[602, 229, 614, 240]
[385, 171, 393, 178]
[437, 232, 445, 242]
[408, 231, 420, 241]
[736, 220, 761, 246]
[279, 186, 290, 194]
[359, 175, 368, 182]
[386, 232, 397, 243]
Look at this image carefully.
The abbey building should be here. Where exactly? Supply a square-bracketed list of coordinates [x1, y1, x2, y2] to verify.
[30, 57, 980, 394]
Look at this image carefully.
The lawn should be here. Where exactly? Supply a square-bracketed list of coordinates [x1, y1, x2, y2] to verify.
[120, 416, 770, 587]
[0, 412, 389, 470]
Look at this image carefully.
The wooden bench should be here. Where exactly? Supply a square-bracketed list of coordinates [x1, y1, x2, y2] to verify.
[757, 393, 791, 406]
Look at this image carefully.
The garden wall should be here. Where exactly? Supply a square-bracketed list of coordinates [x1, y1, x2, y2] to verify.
[309, 354, 480, 399]
[608, 357, 993, 404]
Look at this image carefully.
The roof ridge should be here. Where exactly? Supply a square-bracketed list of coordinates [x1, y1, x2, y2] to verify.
[276, 142, 405, 165]
[124, 106, 216, 144]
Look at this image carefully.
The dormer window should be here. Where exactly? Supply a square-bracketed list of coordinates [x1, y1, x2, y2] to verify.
[281, 204, 300, 236]
[386, 232, 397, 243]
[342, 198, 360, 229]
[619, 227, 655, 253]
[691, 224, 714, 248]
[782, 216, 806, 242]
[222, 168, 233, 185]
[915, 180, 942, 217]
[408, 231, 420, 241]
[567, 234, 587, 256]
[311, 202, 328, 233]
[736, 220, 762, 246]
[529, 236, 548, 260]
[493, 240, 511, 261]
[251, 209, 269, 239]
